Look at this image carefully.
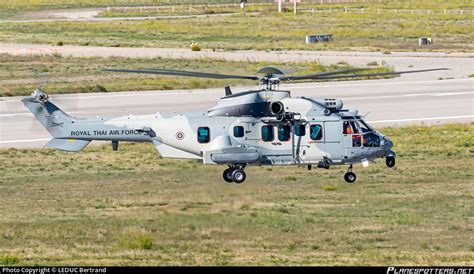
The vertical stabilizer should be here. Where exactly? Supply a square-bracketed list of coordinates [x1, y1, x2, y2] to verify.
[21, 90, 72, 138]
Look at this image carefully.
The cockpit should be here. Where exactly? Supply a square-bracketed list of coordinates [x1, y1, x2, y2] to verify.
[342, 117, 381, 148]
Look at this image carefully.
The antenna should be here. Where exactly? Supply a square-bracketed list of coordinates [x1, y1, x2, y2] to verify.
[33, 68, 49, 92]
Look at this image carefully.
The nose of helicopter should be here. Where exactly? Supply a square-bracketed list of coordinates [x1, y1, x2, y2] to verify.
[382, 136, 394, 151]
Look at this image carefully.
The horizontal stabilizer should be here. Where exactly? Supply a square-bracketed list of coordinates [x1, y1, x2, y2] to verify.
[46, 138, 91, 152]
[152, 140, 201, 159]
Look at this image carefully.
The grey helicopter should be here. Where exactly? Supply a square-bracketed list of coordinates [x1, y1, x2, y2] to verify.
[23, 66, 446, 184]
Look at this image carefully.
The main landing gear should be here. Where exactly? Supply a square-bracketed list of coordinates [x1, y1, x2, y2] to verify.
[223, 164, 247, 184]
[344, 164, 356, 183]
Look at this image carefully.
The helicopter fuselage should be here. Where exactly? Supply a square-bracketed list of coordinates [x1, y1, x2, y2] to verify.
[23, 91, 395, 178]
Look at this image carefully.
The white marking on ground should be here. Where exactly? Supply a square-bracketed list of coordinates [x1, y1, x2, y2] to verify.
[287, 78, 473, 89]
[342, 91, 473, 101]
[0, 111, 83, 117]
[0, 138, 50, 144]
[0, 91, 215, 103]
[368, 115, 474, 124]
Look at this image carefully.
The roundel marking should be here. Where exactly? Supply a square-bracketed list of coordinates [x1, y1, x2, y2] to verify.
[176, 131, 185, 140]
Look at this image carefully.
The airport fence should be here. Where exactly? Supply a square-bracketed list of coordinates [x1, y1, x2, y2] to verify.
[105, 1, 473, 16]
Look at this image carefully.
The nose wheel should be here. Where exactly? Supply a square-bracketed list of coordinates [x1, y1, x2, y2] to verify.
[386, 156, 396, 168]
[223, 164, 247, 184]
[344, 164, 357, 183]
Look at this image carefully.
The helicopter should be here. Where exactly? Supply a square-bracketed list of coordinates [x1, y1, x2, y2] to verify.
[22, 66, 447, 184]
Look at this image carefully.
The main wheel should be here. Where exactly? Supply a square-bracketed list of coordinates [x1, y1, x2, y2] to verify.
[223, 168, 234, 183]
[344, 172, 356, 183]
[231, 169, 246, 184]
[386, 157, 396, 168]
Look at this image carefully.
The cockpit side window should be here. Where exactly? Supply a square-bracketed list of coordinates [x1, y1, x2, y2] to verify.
[352, 135, 362, 147]
[349, 121, 360, 134]
[343, 121, 352, 134]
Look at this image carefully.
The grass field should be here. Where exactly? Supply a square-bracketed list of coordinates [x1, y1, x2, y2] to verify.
[0, 123, 472, 265]
[0, 54, 391, 97]
[0, 1, 471, 52]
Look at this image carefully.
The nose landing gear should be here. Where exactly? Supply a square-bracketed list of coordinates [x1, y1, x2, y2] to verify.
[386, 156, 396, 168]
[344, 164, 356, 183]
[223, 164, 247, 184]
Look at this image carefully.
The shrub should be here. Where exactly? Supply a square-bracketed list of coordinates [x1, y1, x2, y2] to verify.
[367, 61, 379, 66]
[0, 255, 20, 265]
[323, 185, 338, 191]
[118, 233, 154, 250]
[190, 42, 201, 51]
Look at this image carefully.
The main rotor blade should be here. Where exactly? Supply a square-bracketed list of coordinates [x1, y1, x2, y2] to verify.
[103, 68, 259, 80]
[305, 68, 449, 80]
[279, 68, 368, 81]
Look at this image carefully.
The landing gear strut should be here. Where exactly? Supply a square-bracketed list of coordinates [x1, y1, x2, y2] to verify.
[344, 164, 356, 183]
[223, 164, 247, 184]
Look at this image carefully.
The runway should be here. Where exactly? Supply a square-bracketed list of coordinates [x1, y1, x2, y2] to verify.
[1, 77, 472, 149]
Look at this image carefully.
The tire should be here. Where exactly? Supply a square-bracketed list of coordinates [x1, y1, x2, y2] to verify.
[344, 172, 356, 183]
[231, 169, 246, 184]
[223, 168, 233, 183]
[386, 157, 395, 168]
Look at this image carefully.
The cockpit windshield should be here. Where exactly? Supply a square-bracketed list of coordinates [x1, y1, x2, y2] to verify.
[342, 117, 379, 147]
[357, 118, 374, 133]
[357, 119, 380, 147]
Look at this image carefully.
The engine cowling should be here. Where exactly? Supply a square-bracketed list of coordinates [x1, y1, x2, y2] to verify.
[270, 101, 284, 116]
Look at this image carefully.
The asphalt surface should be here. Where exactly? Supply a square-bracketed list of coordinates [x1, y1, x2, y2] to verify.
[0, 12, 238, 23]
[1, 77, 472, 149]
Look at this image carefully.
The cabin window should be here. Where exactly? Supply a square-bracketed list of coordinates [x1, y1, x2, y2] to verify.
[233, 126, 244, 138]
[310, 125, 323, 140]
[197, 127, 210, 143]
[261, 125, 274, 142]
[294, 124, 306, 137]
[278, 125, 291, 141]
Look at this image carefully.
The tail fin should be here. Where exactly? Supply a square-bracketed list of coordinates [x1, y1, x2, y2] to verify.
[22, 90, 72, 138]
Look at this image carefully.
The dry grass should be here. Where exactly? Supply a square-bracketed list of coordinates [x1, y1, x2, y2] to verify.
[0, 1, 471, 52]
[0, 123, 472, 265]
